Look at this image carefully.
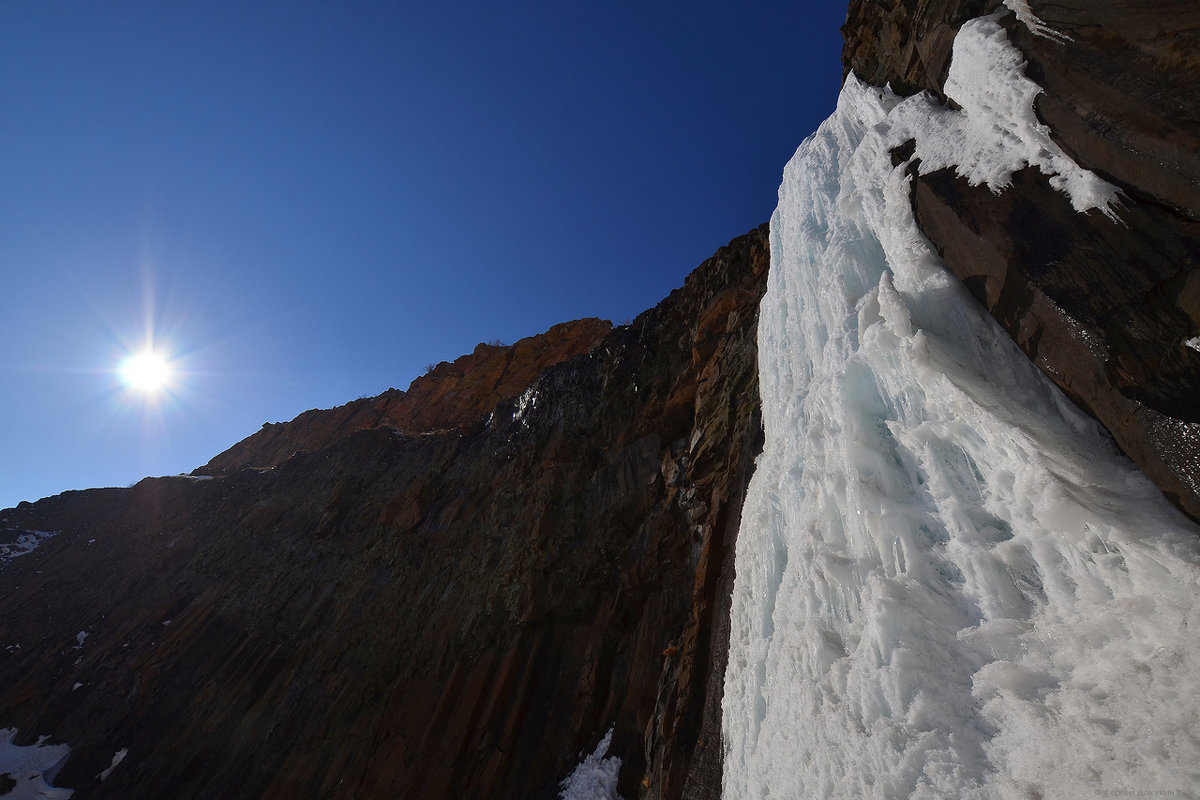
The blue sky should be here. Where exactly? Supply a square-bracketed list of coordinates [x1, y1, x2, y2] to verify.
[0, 1, 848, 510]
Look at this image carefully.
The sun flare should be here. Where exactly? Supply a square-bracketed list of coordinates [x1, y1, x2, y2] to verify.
[119, 351, 172, 394]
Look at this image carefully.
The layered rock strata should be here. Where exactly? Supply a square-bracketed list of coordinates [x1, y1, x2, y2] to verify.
[844, 0, 1200, 520]
[0, 225, 768, 799]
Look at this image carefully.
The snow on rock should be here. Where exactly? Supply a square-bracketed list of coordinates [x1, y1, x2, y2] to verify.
[0, 728, 73, 799]
[558, 728, 623, 800]
[722, 14, 1200, 800]
[514, 384, 540, 425]
[1001, 0, 1067, 40]
[0, 530, 58, 567]
[96, 748, 127, 782]
[889, 14, 1117, 217]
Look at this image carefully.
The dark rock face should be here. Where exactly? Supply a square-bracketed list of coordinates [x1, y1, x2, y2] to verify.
[1005, 1, 1200, 222]
[845, 0, 1200, 521]
[0, 225, 768, 799]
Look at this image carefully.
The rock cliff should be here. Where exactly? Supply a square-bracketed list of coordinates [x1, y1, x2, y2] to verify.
[203, 318, 613, 474]
[844, 0, 1200, 521]
[3, 1, 1199, 798]
[0, 225, 768, 798]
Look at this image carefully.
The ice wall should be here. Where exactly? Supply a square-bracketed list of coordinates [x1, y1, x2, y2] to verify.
[722, 15, 1200, 800]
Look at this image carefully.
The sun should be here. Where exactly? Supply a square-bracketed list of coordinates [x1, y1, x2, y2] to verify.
[119, 350, 172, 394]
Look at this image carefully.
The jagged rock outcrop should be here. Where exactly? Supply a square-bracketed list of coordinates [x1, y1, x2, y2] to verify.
[843, 0, 1200, 521]
[203, 318, 613, 473]
[0, 225, 768, 799]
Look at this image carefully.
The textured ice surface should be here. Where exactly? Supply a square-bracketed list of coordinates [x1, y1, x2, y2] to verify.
[0, 729, 73, 799]
[558, 728, 623, 800]
[722, 18, 1200, 800]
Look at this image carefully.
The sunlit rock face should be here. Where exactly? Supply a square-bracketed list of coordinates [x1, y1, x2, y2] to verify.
[0, 226, 767, 799]
[202, 317, 614, 473]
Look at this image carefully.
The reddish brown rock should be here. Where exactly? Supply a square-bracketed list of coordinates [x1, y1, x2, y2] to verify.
[203, 318, 612, 473]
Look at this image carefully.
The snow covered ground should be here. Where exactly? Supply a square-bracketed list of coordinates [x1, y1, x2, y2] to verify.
[0, 729, 72, 799]
[723, 14, 1200, 800]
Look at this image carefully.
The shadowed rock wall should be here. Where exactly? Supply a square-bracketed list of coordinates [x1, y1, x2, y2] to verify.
[0, 225, 768, 799]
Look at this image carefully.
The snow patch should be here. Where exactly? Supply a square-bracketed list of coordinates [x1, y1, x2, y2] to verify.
[96, 748, 127, 782]
[721, 14, 1200, 800]
[514, 385, 540, 424]
[0, 531, 58, 566]
[1185, 336, 1200, 354]
[1002, 0, 1068, 40]
[558, 728, 623, 800]
[0, 728, 73, 799]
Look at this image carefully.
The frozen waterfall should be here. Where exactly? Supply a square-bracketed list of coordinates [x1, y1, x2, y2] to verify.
[722, 15, 1200, 800]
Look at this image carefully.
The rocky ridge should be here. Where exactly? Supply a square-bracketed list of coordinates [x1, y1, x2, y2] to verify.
[203, 318, 613, 474]
[0, 225, 768, 799]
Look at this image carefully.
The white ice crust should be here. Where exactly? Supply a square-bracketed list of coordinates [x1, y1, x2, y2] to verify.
[722, 15, 1200, 800]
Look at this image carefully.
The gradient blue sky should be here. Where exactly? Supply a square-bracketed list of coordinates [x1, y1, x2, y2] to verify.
[0, 1, 848, 510]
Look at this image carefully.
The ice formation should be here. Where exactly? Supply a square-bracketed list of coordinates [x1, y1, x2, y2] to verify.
[722, 14, 1200, 800]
